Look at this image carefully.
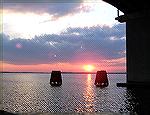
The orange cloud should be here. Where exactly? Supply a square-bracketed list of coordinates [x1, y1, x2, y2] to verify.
[2, 62, 83, 72]
[2, 58, 126, 73]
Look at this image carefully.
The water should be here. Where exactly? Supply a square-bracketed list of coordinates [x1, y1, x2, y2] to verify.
[1, 73, 142, 114]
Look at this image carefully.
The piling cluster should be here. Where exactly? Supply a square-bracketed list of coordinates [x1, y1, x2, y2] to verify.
[94, 70, 109, 87]
[50, 71, 62, 86]
[50, 70, 109, 87]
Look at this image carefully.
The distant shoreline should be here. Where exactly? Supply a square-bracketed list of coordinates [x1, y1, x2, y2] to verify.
[1, 71, 126, 74]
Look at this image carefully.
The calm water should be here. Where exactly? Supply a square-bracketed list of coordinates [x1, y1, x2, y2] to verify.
[1, 73, 141, 113]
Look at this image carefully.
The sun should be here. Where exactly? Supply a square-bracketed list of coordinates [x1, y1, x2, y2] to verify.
[83, 65, 95, 72]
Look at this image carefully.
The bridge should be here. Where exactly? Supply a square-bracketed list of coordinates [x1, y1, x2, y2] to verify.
[103, 0, 150, 86]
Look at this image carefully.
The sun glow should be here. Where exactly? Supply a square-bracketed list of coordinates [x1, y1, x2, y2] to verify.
[3, 12, 63, 39]
[83, 65, 95, 72]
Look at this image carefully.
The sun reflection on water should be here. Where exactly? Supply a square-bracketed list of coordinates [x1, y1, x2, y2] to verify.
[82, 74, 95, 112]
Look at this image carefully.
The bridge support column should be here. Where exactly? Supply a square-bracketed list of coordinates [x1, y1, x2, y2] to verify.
[117, 11, 150, 86]
[127, 15, 150, 84]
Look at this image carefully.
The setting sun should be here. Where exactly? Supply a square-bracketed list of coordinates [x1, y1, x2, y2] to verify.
[83, 65, 95, 72]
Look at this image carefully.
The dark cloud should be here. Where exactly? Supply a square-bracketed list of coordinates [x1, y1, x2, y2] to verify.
[2, 24, 126, 65]
[2, 0, 92, 19]
[2, 0, 83, 3]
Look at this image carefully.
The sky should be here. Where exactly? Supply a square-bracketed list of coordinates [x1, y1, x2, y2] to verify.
[1, 0, 126, 72]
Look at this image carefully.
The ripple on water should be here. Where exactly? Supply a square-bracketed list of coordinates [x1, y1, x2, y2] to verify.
[2, 73, 139, 113]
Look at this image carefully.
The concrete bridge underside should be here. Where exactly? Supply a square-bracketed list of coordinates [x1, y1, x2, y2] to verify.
[103, 0, 150, 85]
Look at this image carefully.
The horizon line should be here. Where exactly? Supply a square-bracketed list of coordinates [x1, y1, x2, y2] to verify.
[1, 71, 127, 74]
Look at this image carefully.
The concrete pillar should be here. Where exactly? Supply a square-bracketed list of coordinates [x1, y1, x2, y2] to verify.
[116, 11, 150, 85]
[126, 14, 150, 83]
[94, 71, 109, 87]
[50, 71, 62, 86]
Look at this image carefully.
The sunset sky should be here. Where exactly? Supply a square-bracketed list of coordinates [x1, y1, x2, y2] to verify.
[1, 0, 126, 72]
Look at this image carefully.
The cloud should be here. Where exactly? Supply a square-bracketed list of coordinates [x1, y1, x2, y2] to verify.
[2, 23, 126, 65]
[2, 0, 83, 3]
[2, 0, 93, 19]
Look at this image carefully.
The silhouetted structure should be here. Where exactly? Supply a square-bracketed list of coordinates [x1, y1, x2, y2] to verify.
[50, 71, 62, 86]
[94, 71, 109, 87]
[103, 0, 150, 86]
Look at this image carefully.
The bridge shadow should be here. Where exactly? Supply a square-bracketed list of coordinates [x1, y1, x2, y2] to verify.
[124, 87, 150, 115]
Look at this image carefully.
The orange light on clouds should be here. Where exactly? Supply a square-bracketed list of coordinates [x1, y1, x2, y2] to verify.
[83, 65, 95, 72]
[2, 62, 84, 72]
[2, 57, 126, 72]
